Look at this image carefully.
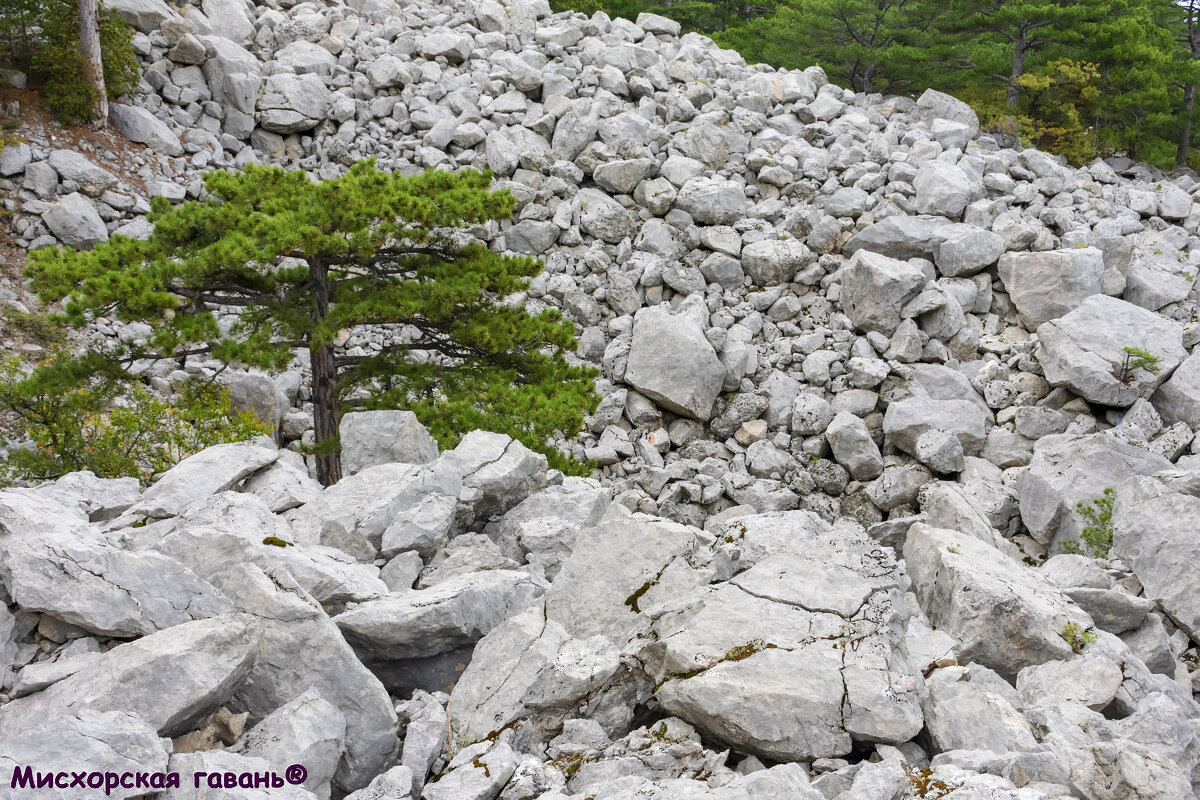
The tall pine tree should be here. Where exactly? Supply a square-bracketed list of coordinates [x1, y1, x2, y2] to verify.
[25, 161, 600, 485]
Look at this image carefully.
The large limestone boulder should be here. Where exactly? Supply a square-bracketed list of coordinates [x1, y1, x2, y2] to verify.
[905, 524, 1093, 680]
[0, 711, 171, 800]
[290, 460, 461, 562]
[624, 304, 725, 421]
[1113, 471, 1200, 644]
[931, 224, 1006, 277]
[200, 0, 254, 44]
[673, 176, 749, 225]
[105, 0, 179, 31]
[0, 491, 230, 637]
[913, 162, 972, 217]
[643, 512, 923, 761]
[916, 89, 980, 137]
[109, 104, 183, 156]
[339, 410, 439, 476]
[1018, 431, 1171, 548]
[838, 249, 928, 335]
[334, 570, 543, 662]
[883, 397, 990, 458]
[578, 188, 634, 243]
[997, 248, 1105, 327]
[0, 615, 262, 738]
[449, 511, 710, 751]
[42, 192, 107, 249]
[129, 440, 280, 519]
[740, 239, 810, 286]
[843, 215, 953, 260]
[151, 493, 387, 612]
[1152, 350, 1200, 429]
[258, 73, 331, 134]
[205, 564, 400, 793]
[1036, 295, 1186, 407]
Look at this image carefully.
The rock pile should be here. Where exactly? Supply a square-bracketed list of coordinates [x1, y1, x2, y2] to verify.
[3, 0, 1200, 795]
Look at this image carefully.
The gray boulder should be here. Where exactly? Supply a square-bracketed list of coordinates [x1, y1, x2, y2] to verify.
[47, 150, 117, 195]
[645, 512, 923, 761]
[0, 491, 230, 637]
[1018, 431, 1171, 548]
[105, 0, 178, 31]
[0, 615, 262, 738]
[826, 411, 884, 481]
[1113, 471, 1200, 643]
[624, 304, 725, 421]
[913, 162, 972, 217]
[1037, 295, 1186, 407]
[274, 40, 338, 77]
[839, 249, 928, 335]
[740, 239, 810, 286]
[109, 104, 183, 156]
[334, 569, 543, 661]
[0, 711, 171, 800]
[200, 0, 254, 44]
[129, 440, 280, 519]
[923, 665, 1038, 753]
[997, 248, 1105, 327]
[208, 564, 399, 793]
[339, 410, 439, 476]
[443, 431, 547, 522]
[579, 188, 634, 243]
[905, 524, 1093, 680]
[42, 192, 108, 249]
[290, 460, 461, 562]
[674, 176, 749, 225]
[843, 215, 953, 260]
[883, 397, 989, 458]
[240, 689, 346, 800]
[1152, 350, 1200, 429]
[916, 89, 980, 137]
[258, 74, 330, 134]
[931, 225, 1006, 277]
[0, 142, 31, 176]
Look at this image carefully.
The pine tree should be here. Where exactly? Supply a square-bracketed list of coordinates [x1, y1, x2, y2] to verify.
[25, 161, 601, 486]
[940, 0, 1107, 108]
[715, 0, 947, 94]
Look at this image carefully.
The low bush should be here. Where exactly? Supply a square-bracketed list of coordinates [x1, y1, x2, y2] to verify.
[0, 354, 272, 485]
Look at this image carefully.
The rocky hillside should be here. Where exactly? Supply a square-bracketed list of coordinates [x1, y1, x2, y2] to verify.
[3, 0, 1200, 797]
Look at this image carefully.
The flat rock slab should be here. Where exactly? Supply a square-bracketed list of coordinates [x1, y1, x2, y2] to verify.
[1036, 295, 1185, 407]
[1113, 471, 1200, 643]
[904, 524, 1093, 681]
[0, 614, 261, 738]
[334, 569, 543, 661]
[640, 512, 924, 761]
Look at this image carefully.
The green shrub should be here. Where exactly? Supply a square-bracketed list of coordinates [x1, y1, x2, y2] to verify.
[1061, 621, 1097, 654]
[1113, 346, 1162, 385]
[1058, 487, 1116, 558]
[0, 354, 273, 485]
[22, 0, 139, 124]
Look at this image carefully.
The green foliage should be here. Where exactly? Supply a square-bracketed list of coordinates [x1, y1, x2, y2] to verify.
[1114, 346, 1162, 384]
[1061, 620, 1098, 653]
[579, 0, 1197, 168]
[24, 160, 601, 482]
[4, 0, 139, 124]
[965, 60, 1103, 164]
[1074, 487, 1115, 557]
[1, 306, 68, 348]
[0, 354, 272, 485]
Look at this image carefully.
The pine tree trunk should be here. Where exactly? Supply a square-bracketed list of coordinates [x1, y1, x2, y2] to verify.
[308, 257, 342, 486]
[1178, 82, 1195, 170]
[78, 0, 107, 130]
[1008, 26, 1028, 109]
